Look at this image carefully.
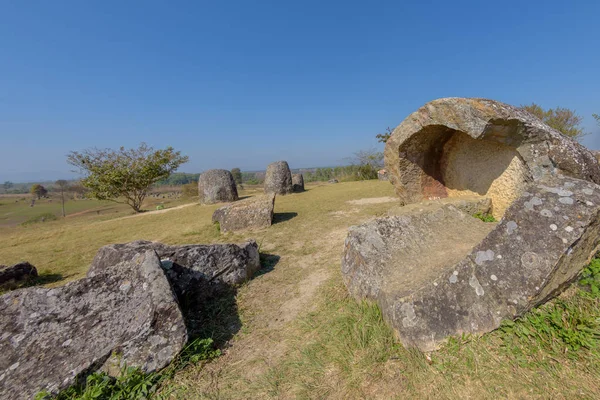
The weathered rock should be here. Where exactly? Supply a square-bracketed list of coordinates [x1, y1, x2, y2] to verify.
[591, 150, 600, 163]
[89, 240, 261, 338]
[343, 176, 600, 351]
[343, 98, 600, 351]
[89, 240, 261, 290]
[0, 262, 38, 287]
[384, 97, 600, 219]
[264, 161, 293, 195]
[328, 179, 339, 184]
[0, 251, 187, 400]
[292, 173, 305, 192]
[387, 196, 492, 218]
[212, 194, 275, 233]
[198, 169, 239, 204]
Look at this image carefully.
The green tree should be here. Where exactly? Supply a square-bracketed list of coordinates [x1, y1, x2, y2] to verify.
[231, 168, 242, 185]
[30, 184, 48, 199]
[67, 143, 188, 212]
[3, 181, 13, 190]
[376, 127, 393, 144]
[593, 113, 599, 128]
[55, 179, 69, 217]
[520, 103, 588, 141]
[352, 149, 384, 180]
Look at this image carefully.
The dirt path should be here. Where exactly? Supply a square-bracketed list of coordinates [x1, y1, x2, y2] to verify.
[94, 202, 197, 223]
[346, 196, 398, 205]
[173, 221, 351, 398]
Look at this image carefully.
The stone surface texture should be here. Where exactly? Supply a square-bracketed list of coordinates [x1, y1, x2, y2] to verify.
[212, 194, 275, 233]
[264, 161, 293, 195]
[198, 169, 239, 204]
[89, 240, 261, 292]
[0, 262, 38, 287]
[0, 251, 187, 400]
[384, 97, 600, 219]
[386, 196, 492, 218]
[343, 97, 600, 351]
[343, 177, 600, 352]
[292, 173, 305, 192]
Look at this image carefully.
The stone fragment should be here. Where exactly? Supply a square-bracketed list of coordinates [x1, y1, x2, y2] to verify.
[0, 262, 38, 288]
[0, 251, 187, 400]
[212, 194, 275, 233]
[89, 240, 261, 289]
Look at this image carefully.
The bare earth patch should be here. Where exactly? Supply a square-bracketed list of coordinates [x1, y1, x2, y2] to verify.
[346, 196, 398, 205]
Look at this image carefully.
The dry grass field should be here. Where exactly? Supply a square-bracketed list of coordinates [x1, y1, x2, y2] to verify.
[2, 180, 600, 399]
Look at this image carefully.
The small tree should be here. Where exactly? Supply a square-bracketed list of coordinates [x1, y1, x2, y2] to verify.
[351, 149, 384, 180]
[3, 181, 13, 191]
[55, 179, 69, 217]
[67, 143, 188, 212]
[376, 127, 393, 144]
[593, 113, 599, 128]
[231, 168, 243, 185]
[30, 184, 48, 199]
[520, 103, 588, 141]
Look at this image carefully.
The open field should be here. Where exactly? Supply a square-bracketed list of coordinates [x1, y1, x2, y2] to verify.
[0, 192, 191, 228]
[2, 180, 600, 399]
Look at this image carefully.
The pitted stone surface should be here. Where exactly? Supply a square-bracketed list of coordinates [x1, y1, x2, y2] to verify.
[89, 240, 261, 291]
[342, 204, 494, 303]
[384, 98, 600, 219]
[197, 169, 239, 204]
[212, 194, 275, 233]
[264, 161, 293, 195]
[0, 251, 187, 400]
[342, 176, 600, 351]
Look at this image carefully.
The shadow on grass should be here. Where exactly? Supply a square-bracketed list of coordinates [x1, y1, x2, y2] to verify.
[29, 272, 65, 286]
[0, 272, 66, 294]
[178, 252, 279, 348]
[256, 253, 281, 278]
[273, 212, 298, 224]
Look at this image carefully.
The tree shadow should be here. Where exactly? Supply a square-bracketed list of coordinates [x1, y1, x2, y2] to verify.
[273, 212, 298, 224]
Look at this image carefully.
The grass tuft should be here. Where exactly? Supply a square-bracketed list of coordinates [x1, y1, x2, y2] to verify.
[473, 212, 496, 222]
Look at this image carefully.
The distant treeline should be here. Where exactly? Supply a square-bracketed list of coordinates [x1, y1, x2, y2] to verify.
[3, 164, 380, 195]
[155, 172, 201, 186]
[302, 165, 379, 182]
[153, 165, 381, 187]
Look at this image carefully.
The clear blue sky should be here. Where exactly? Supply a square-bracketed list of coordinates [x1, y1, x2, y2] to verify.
[1, 1, 599, 182]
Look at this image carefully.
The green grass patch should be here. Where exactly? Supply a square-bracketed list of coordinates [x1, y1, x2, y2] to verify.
[22, 212, 58, 225]
[36, 338, 221, 400]
[473, 212, 496, 222]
